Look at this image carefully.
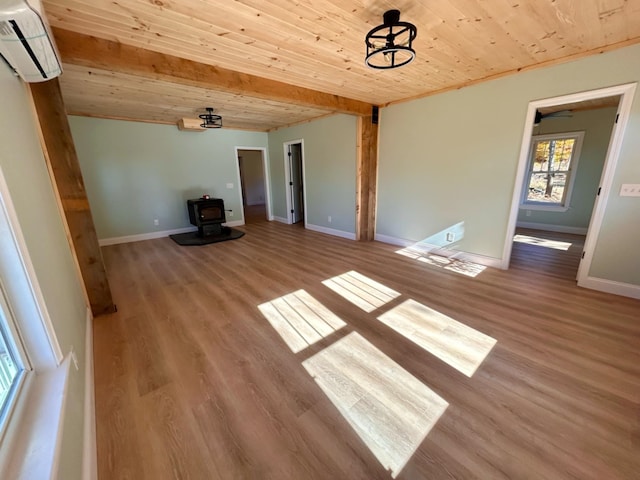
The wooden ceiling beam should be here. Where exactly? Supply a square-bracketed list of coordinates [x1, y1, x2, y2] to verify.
[52, 27, 373, 117]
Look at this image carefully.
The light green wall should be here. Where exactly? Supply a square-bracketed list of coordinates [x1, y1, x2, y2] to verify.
[268, 114, 357, 233]
[69, 117, 268, 239]
[378, 43, 640, 285]
[0, 67, 88, 479]
[517, 107, 617, 228]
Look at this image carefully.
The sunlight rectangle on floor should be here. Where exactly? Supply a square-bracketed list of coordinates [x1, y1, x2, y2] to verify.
[303, 332, 448, 478]
[377, 299, 496, 377]
[258, 290, 346, 353]
[322, 271, 400, 312]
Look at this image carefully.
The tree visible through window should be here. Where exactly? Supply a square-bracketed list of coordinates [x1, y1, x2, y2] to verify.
[522, 132, 584, 210]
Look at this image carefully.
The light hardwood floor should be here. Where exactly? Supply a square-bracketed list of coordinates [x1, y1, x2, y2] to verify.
[95, 223, 640, 479]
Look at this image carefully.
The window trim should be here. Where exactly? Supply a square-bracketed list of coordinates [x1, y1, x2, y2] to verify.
[520, 131, 585, 212]
[0, 164, 68, 478]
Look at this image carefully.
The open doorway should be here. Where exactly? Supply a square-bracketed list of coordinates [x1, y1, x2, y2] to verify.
[284, 140, 306, 225]
[504, 83, 636, 289]
[235, 147, 270, 224]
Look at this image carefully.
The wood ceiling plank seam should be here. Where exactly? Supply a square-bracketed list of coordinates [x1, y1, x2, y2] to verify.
[424, 0, 541, 71]
[46, 2, 487, 103]
[53, 25, 381, 102]
[383, 35, 640, 108]
[53, 28, 375, 116]
[596, 0, 635, 43]
[45, 0, 382, 90]
[47, 7, 496, 103]
[486, 0, 601, 59]
[61, 70, 343, 114]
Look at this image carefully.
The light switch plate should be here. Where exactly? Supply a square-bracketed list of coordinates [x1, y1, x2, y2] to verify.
[620, 184, 640, 197]
[226, 183, 234, 189]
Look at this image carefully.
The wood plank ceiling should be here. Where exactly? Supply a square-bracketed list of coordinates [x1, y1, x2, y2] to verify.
[42, 0, 640, 131]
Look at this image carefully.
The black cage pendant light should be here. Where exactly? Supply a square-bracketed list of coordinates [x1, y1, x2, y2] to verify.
[199, 107, 223, 128]
[365, 10, 417, 69]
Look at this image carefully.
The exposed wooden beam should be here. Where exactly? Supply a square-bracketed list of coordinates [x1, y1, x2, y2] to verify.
[29, 78, 116, 316]
[356, 113, 378, 241]
[52, 28, 372, 117]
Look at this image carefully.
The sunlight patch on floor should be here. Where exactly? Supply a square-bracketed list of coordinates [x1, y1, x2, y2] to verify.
[396, 248, 486, 278]
[303, 332, 448, 478]
[258, 290, 346, 353]
[377, 299, 497, 377]
[513, 234, 572, 251]
[322, 271, 400, 312]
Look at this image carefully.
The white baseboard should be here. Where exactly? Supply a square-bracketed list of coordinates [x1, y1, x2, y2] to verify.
[99, 227, 197, 246]
[579, 276, 640, 300]
[516, 222, 588, 235]
[82, 308, 97, 480]
[272, 216, 289, 224]
[374, 233, 503, 269]
[224, 220, 244, 227]
[99, 221, 247, 246]
[305, 223, 356, 240]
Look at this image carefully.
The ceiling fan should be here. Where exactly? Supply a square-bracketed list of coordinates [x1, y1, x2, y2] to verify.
[534, 109, 572, 125]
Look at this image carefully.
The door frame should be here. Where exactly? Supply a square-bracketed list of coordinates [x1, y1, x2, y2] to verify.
[503, 82, 637, 288]
[283, 139, 307, 226]
[234, 146, 272, 223]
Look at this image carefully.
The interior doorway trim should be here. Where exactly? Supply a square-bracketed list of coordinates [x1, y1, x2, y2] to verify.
[503, 83, 637, 289]
[234, 146, 272, 223]
[283, 139, 307, 226]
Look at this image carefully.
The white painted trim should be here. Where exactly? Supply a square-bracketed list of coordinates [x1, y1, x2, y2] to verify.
[374, 233, 414, 247]
[0, 165, 62, 367]
[99, 227, 197, 246]
[82, 308, 96, 480]
[578, 276, 640, 300]
[374, 233, 503, 268]
[99, 222, 246, 246]
[0, 357, 71, 480]
[503, 83, 637, 274]
[516, 222, 588, 235]
[272, 216, 289, 224]
[224, 220, 244, 228]
[283, 139, 307, 226]
[234, 146, 272, 223]
[305, 223, 356, 240]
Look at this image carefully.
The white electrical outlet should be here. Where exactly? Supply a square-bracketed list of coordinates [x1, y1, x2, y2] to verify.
[153, 218, 159, 226]
[620, 184, 640, 197]
[328, 215, 332, 223]
[226, 183, 234, 189]
[228, 210, 233, 217]
[526, 210, 532, 217]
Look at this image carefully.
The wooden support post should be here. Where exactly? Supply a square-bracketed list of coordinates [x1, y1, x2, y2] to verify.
[356, 112, 379, 241]
[29, 78, 115, 316]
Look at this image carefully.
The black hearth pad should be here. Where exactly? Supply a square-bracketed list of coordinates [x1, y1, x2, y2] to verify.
[169, 227, 245, 246]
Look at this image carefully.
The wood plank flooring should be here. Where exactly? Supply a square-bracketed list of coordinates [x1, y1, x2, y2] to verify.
[95, 223, 640, 480]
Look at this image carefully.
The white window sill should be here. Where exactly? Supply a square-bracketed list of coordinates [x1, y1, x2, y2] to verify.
[0, 357, 70, 480]
[520, 204, 569, 213]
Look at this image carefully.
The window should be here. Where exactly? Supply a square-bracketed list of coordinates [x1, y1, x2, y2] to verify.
[521, 132, 584, 211]
[0, 285, 27, 433]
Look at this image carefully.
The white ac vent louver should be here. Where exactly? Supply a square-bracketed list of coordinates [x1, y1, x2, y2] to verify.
[0, 0, 62, 82]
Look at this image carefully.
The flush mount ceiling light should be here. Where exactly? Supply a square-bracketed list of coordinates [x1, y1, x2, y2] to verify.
[199, 107, 223, 128]
[365, 9, 417, 70]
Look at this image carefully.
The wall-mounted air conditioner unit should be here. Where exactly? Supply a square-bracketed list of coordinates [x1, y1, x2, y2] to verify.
[0, 0, 62, 82]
